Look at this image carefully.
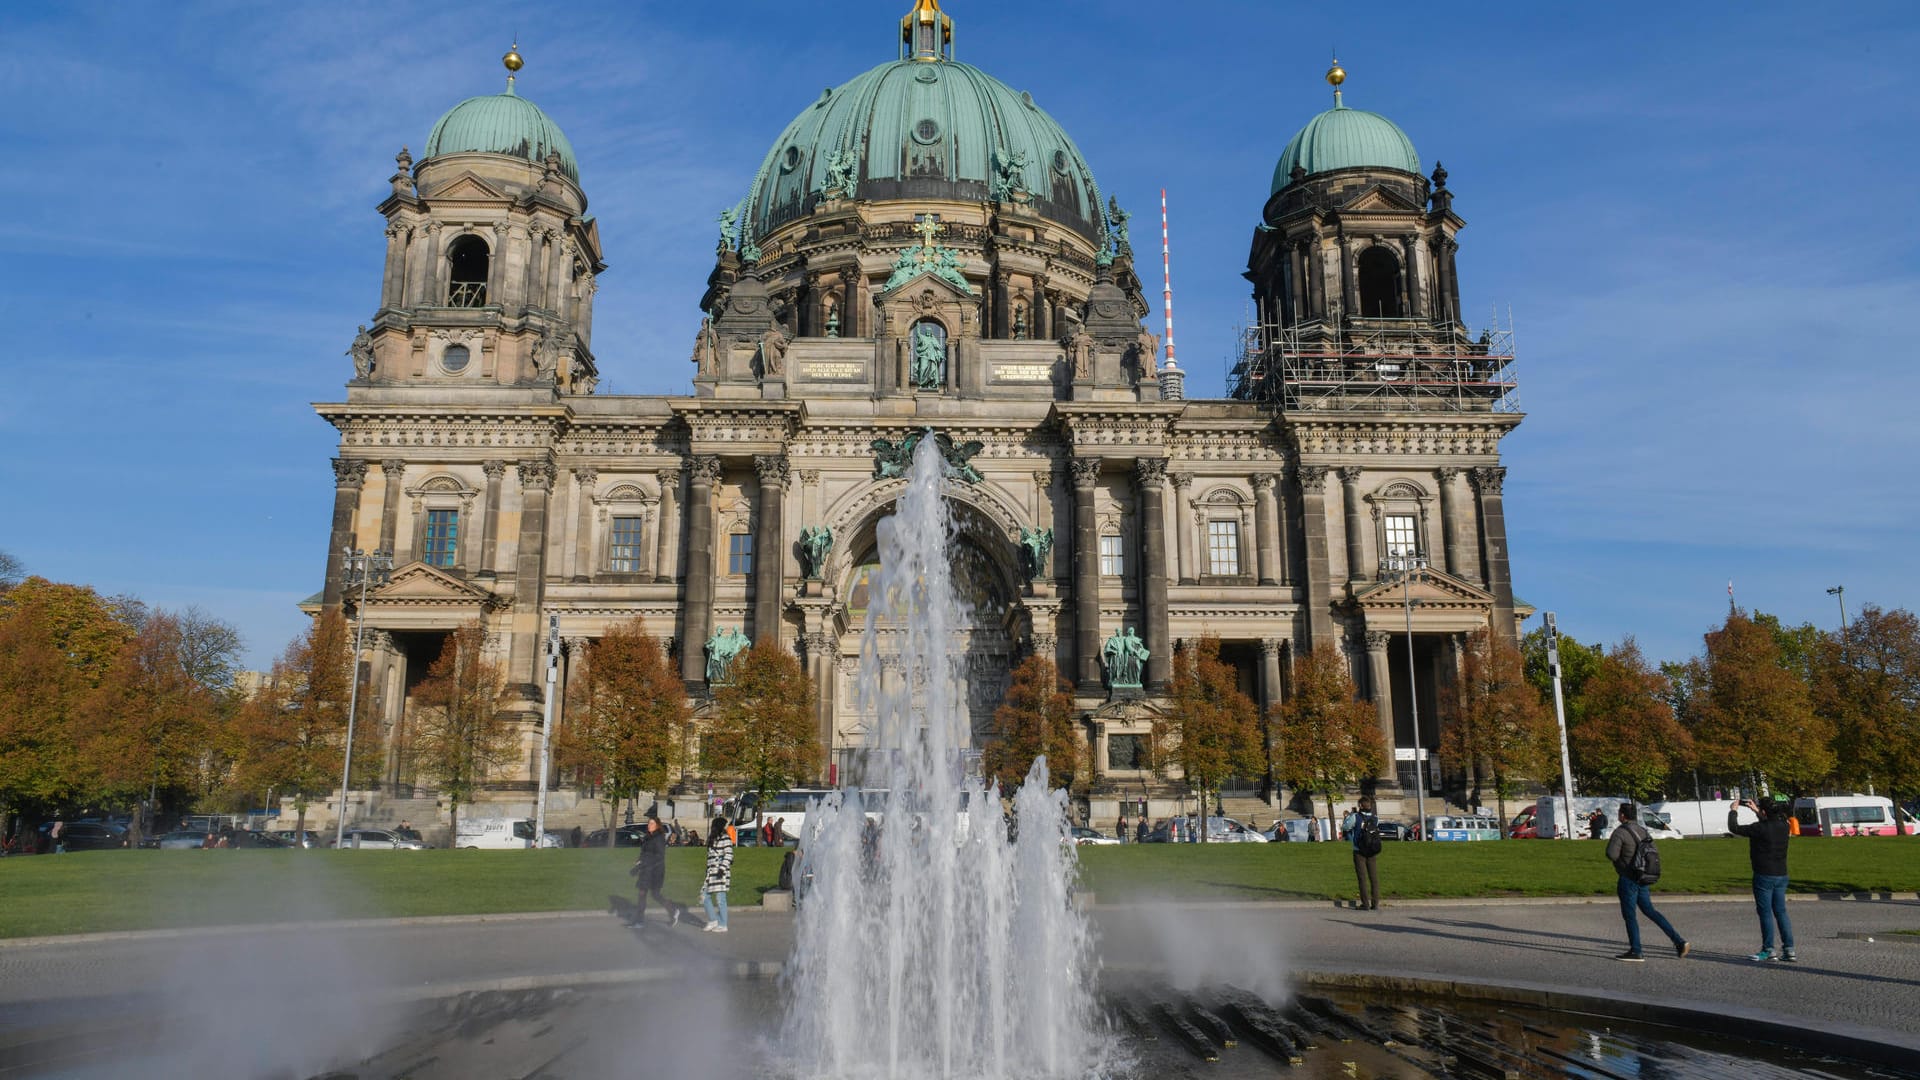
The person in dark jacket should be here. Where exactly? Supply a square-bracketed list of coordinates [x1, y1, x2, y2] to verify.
[1135, 818, 1148, 844]
[628, 813, 683, 928]
[1604, 803, 1688, 961]
[1346, 797, 1381, 910]
[1730, 797, 1796, 962]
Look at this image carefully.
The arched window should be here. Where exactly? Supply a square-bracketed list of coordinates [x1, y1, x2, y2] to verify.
[447, 235, 489, 307]
[1356, 246, 1401, 318]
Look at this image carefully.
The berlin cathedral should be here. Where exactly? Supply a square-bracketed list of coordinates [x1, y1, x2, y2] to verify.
[313, 0, 1524, 818]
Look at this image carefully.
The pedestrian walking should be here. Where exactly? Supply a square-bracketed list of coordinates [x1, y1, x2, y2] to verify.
[1346, 797, 1383, 910]
[1605, 803, 1688, 961]
[701, 816, 735, 933]
[628, 811, 684, 928]
[1730, 797, 1796, 962]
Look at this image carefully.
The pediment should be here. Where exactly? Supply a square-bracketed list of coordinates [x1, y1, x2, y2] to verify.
[1351, 567, 1494, 609]
[1340, 183, 1425, 214]
[423, 171, 509, 202]
[366, 562, 497, 607]
[1090, 698, 1166, 723]
[879, 270, 976, 303]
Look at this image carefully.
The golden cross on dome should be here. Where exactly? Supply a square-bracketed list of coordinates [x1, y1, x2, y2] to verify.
[914, 216, 943, 251]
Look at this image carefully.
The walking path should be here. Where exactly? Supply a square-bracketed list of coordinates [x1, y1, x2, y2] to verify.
[2, 895, 1915, 1058]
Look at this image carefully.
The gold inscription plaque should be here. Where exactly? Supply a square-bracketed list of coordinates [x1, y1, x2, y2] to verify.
[801, 361, 864, 381]
[992, 364, 1053, 383]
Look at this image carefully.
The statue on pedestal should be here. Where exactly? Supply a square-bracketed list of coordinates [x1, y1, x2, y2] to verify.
[799, 526, 834, 580]
[705, 626, 751, 685]
[1102, 626, 1149, 690]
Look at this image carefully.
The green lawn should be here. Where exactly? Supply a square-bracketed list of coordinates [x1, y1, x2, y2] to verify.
[2, 836, 1916, 940]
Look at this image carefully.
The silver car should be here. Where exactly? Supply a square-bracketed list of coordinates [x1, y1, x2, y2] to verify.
[336, 828, 426, 850]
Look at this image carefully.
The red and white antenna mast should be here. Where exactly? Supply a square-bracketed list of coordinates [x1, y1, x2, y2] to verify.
[1160, 187, 1176, 371]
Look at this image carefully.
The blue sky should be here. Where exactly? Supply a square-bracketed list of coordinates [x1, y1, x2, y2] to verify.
[3, 1, 1915, 668]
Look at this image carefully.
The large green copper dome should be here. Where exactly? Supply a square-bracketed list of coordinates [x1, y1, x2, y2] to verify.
[1270, 93, 1420, 194]
[739, 59, 1106, 243]
[425, 85, 580, 182]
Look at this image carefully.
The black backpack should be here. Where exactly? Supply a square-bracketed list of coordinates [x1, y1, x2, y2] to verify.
[1355, 815, 1383, 857]
[1623, 825, 1661, 885]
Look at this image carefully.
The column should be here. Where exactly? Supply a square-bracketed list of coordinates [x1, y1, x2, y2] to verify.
[1275, 467, 1294, 586]
[1403, 232, 1425, 320]
[753, 454, 788, 644]
[681, 456, 721, 683]
[655, 467, 681, 584]
[1251, 472, 1280, 586]
[1436, 468, 1477, 583]
[1295, 466, 1335, 646]
[479, 460, 506, 576]
[1472, 466, 1517, 638]
[561, 636, 591, 775]
[1339, 467, 1368, 585]
[1337, 232, 1355, 318]
[548, 236, 572, 316]
[571, 467, 597, 581]
[460, 492, 480, 571]
[1134, 458, 1171, 690]
[1304, 237, 1324, 321]
[1260, 638, 1286, 795]
[524, 228, 546, 308]
[507, 459, 555, 697]
[377, 460, 406, 556]
[380, 224, 406, 310]
[488, 221, 509, 305]
[322, 458, 369, 608]
[426, 222, 446, 306]
[1070, 457, 1103, 689]
[803, 631, 836, 784]
[1170, 472, 1196, 585]
[403, 224, 429, 308]
[1365, 630, 1397, 782]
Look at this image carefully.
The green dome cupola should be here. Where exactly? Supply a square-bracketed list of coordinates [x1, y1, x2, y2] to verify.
[736, 1, 1106, 245]
[1270, 62, 1420, 194]
[424, 51, 580, 182]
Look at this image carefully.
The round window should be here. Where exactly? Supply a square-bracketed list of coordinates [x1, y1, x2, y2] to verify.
[441, 343, 470, 373]
[1052, 149, 1071, 174]
[913, 118, 941, 144]
[781, 145, 802, 171]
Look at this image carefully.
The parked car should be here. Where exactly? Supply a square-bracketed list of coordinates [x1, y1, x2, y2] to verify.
[583, 823, 648, 847]
[230, 831, 292, 849]
[38, 822, 128, 851]
[1263, 818, 1332, 842]
[158, 830, 214, 850]
[1167, 816, 1268, 843]
[270, 829, 324, 849]
[452, 818, 558, 850]
[1375, 820, 1415, 842]
[1068, 826, 1122, 846]
[337, 828, 427, 850]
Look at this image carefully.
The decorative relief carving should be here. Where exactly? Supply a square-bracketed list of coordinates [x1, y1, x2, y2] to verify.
[1133, 458, 1168, 489]
[1338, 466, 1364, 485]
[1435, 467, 1459, 483]
[516, 459, 555, 491]
[573, 466, 597, 488]
[481, 459, 507, 481]
[657, 466, 682, 491]
[1295, 465, 1329, 488]
[1250, 473, 1277, 492]
[332, 458, 369, 487]
[1069, 458, 1102, 486]
[754, 454, 790, 487]
[690, 456, 724, 485]
[1471, 466, 1506, 495]
[1365, 631, 1392, 651]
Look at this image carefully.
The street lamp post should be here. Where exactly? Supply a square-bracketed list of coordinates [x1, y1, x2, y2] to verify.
[1827, 585, 1848, 662]
[336, 547, 392, 849]
[1544, 612, 1577, 840]
[534, 614, 560, 849]
[1381, 554, 1430, 838]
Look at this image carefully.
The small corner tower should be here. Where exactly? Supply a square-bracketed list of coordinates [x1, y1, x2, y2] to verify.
[352, 45, 605, 395]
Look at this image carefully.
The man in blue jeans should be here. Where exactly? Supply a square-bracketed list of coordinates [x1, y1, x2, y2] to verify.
[1729, 797, 1796, 962]
[1604, 803, 1689, 962]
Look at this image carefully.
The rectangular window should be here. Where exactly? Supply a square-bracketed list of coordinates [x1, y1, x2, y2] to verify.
[1098, 534, 1124, 576]
[423, 509, 459, 567]
[1384, 513, 1419, 560]
[728, 533, 754, 575]
[1107, 734, 1146, 771]
[609, 516, 645, 572]
[1207, 520, 1241, 576]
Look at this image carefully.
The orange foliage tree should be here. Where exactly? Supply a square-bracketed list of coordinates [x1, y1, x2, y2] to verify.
[410, 621, 516, 839]
[0, 578, 136, 820]
[1569, 638, 1692, 803]
[704, 644, 821, 815]
[1440, 628, 1555, 826]
[1277, 644, 1386, 833]
[982, 654, 1081, 793]
[230, 611, 355, 838]
[558, 619, 689, 835]
[1151, 636, 1262, 841]
[1815, 604, 1920, 835]
[1691, 610, 1833, 795]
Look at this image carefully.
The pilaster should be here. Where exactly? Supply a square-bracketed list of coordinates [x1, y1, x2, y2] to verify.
[1472, 466, 1516, 639]
[681, 456, 722, 684]
[1134, 458, 1171, 690]
[507, 459, 555, 698]
[1364, 630, 1396, 783]
[753, 453, 789, 644]
[323, 458, 369, 609]
[1070, 456, 1103, 689]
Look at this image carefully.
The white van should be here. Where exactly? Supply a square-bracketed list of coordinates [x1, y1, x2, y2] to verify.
[1793, 795, 1916, 837]
[454, 818, 561, 849]
[1646, 799, 1756, 838]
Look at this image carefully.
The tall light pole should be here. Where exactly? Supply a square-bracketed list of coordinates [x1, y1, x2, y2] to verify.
[336, 548, 392, 849]
[1827, 585, 1848, 662]
[534, 614, 560, 849]
[1382, 554, 1430, 838]
[1544, 612, 1577, 840]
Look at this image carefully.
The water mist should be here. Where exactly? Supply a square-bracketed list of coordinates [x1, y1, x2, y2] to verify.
[778, 438, 1103, 1080]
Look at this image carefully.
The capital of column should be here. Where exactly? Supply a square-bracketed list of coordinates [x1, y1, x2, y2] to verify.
[573, 466, 598, 488]
[516, 458, 555, 491]
[1133, 457, 1168, 490]
[1435, 466, 1459, 483]
[1259, 637, 1285, 657]
[381, 458, 407, 481]
[332, 458, 369, 488]
[1069, 457, 1102, 488]
[1471, 466, 1506, 495]
[754, 454, 790, 488]
[657, 466, 682, 490]
[798, 469, 821, 487]
[1169, 471, 1193, 492]
[1031, 633, 1058, 655]
[802, 631, 835, 661]
[366, 629, 395, 653]
[1251, 472, 1278, 493]
[1032, 469, 1053, 488]
[482, 459, 508, 481]
[1338, 466, 1364, 487]
[564, 636, 591, 656]
[1296, 464, 1329, 488]
[1364, 630, 1392, 652]
[690, 455, 723, 486]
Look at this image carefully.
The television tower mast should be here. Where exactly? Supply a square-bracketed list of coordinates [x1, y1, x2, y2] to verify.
[1160, 188, 1176, 372]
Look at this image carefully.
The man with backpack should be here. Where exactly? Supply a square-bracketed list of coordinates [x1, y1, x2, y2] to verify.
[1604, 803, 1689, 961]
[1346, 797, 1383, 910]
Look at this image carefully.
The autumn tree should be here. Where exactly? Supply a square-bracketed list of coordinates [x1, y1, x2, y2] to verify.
[1149, 636, 1261, 841]
[1521, 625, 1600, 725]
[410, 622, 517, 839]
[1276, 644, 1386, 834]
[230, 611, 355, 838]
[982, 654, 1081, 792]
[1569, 638, 1691, 803]
[0, 550, 22, 592]
[1441, 629, 1555, 826]
[0, 578, 137, 822]
[1691, 609, 1833, 795]
[559, 619, 690, 837]
[705, 644, 821, 817]
[1815, 604, 1920, 835]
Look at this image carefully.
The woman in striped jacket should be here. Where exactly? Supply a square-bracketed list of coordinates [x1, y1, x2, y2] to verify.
[701, 816, 735, 933]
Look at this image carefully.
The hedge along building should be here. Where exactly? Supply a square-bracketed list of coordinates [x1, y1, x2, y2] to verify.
[311, 3, 1525, 814]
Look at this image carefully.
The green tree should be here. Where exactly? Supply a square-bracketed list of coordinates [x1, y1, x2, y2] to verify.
[1276, 644, 1386, 834]
[1754, 611, 1826, 684]
[1691, 609, 1833, 795]
[1150, 636, 1261, 840]
[0, 578, 137, 821]
[1569, 638, 1692, 802]
[705, 644, 821, 820]
[558, 619, 690, 839]
[411, 622, 517, 840]
[982, 654, 1081, 792]
[230, 611, 354, 838]
[1521, 625, 1601, 723]
[1814, 604, 1920, 836]
[1441, 629, 1556, 827]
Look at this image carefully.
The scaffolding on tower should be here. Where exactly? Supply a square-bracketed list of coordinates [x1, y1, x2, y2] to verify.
[1229, 311, 1518, 413]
